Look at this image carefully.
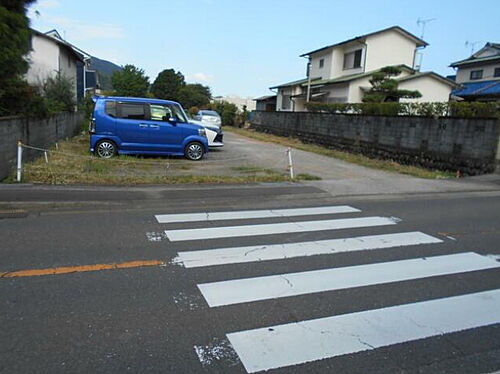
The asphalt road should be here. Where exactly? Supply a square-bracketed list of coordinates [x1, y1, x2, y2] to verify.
[1, 185, 500, 373]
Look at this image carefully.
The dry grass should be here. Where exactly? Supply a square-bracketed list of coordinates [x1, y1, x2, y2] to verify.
[226, 127, 455, 179]
[16, 135, 296, 185]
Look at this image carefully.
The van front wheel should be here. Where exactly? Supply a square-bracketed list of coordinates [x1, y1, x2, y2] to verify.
[95, 140, 117, 158]
[184, 142, 204, 161]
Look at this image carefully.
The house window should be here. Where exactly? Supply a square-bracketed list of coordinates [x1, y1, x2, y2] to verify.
[343, 49, 362, 70]
[319, 58, 324, 69]
[470, 70, 483, 80]
[281, 95, 291, 110]
[494, 67, 500, 77]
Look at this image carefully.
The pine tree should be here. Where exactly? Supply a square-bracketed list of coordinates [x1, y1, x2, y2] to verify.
[363, 66, 422, 102]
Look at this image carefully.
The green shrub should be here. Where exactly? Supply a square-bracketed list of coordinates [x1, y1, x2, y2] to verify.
[0, 78, 48, 118]
[42, 71, 75, 113]
[305, 101, 499, 119]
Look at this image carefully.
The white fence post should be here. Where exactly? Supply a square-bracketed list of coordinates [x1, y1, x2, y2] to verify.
[44, 151, 49, 164]
[16, 140, 23, 182]
[287, 147, 294, 179]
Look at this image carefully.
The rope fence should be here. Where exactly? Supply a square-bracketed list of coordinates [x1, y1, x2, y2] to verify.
[15, 141, 295, 182]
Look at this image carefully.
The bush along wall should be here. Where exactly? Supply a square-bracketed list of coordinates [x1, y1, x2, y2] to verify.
[305, 101, 500, 119]
[250, 110, 500, 176]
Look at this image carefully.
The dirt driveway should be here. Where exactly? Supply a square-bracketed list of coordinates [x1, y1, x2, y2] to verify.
[182, 130, 397, 179]
[198, 131, 500, 196]
[20, 129, 500, 194]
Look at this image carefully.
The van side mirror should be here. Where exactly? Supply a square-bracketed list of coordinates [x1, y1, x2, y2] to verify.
[167, 117, 177, 125]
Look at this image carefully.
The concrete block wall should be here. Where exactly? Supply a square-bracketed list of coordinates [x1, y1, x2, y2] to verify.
[251, 111, 500, 175]
[0, 112, 83, 181]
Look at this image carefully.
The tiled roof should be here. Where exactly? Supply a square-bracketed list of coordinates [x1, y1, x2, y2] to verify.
[452, 80, 500, 97]
[253, 95, 276, 101]
[270, 78, 314, 89]
[300, 65, 415, 87]
[450, 42, 500, 67]
[450, 55, 500, 67]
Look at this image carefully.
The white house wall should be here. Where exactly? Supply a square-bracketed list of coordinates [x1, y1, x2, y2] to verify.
[329, 48, 345, 79]
[364, 30, 417, 71]
[311, 43, 366, 81]
[310, 50, 332, 80]
[348, 76, 371, 103]
[475, 47, 499, 58]
[26, 35, 59, 86]
[309, 29, 418, 84]
[337, 42, 366, 77]
[58, 46, 78, 101]
[277, 85, 303, 111]
[346, 71, 446, 103]
[455, 63, 500, 83]
[399, 76, 451, 102]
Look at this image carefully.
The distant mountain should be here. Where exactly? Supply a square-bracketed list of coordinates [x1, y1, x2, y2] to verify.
[89, 56, 122, 90]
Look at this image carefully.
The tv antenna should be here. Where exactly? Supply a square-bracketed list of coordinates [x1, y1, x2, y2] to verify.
[465, 41, 482, 55]
[416, 17, 436, 39]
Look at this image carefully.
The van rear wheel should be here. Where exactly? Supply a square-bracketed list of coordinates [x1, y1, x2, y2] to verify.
[95, 140, 117, 158]
[184, 142, 204, 161]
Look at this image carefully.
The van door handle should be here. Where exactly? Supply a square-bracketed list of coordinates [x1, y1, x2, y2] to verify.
[139, 124, 148, 128]
[149, 124, 160, 129]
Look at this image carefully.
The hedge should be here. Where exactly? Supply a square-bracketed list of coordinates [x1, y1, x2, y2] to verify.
[304, 101, 500, 119]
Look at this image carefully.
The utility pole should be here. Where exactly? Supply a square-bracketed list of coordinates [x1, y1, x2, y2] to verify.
[306, 58, 312, 102]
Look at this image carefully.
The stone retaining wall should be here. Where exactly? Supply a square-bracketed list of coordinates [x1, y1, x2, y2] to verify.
[0, 112, 84, 181]
[251, 111, 500, 175]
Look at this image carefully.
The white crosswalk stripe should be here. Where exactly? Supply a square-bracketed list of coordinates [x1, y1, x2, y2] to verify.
[227, 289, 500, 373]
[156, 205, 360, 223]
[153, 205, 500, 372]
[173, 231, 442, 268]
[198, 252, 500, 307]
[165, 216, 397, 241]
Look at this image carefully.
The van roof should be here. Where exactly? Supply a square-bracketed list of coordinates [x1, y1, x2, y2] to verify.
[96, 96, 179, 105]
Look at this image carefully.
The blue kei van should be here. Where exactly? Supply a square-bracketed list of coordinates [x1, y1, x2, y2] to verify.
[89, 96, 209, 160]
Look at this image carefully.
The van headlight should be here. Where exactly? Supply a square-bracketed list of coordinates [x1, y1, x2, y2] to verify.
[198, 128, 207, 137]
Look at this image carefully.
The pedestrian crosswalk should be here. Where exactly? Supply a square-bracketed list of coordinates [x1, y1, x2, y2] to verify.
[173, 231, 442, 268]
[154, 205, 500, 373]
[155, 205, 360, 223]
[165, 216, 398, 241]
[197, 252, 499, 307]
[228, 289, 500, 373]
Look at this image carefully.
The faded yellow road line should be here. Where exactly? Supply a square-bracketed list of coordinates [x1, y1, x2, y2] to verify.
[0, 260, 165, 278]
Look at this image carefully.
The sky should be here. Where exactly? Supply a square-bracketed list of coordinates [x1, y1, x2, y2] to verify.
[28, 0, 499, 98]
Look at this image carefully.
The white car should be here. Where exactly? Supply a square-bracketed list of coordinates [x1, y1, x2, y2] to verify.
[189, 115, 223, 148]
[195, 110, 222, 127]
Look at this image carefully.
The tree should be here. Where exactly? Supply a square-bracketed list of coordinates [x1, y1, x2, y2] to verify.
[177, 83, 211, 109]
[362, 66, 422, 103]
[111, 64, 149, 97]
[43, 71, 75, 112]
[0, 0, 37, 116]
[151, 69, 185, 101]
